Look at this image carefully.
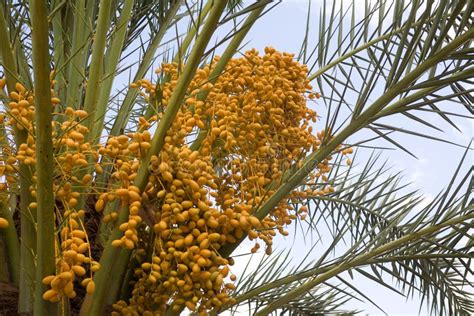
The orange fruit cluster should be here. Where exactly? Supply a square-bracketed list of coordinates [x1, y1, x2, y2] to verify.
[0, 47, 348, 315]
[109, 48, 333, 314]
[0, 81, 99, 302]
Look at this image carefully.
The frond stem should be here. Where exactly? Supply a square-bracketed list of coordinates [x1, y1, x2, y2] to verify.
[30, 0, 57, 314]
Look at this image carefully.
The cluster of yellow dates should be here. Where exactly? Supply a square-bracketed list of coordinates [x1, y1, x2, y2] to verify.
[110, 48, 333, 315]
[0, 48, 348, 315]
[0, 78, 100, 301]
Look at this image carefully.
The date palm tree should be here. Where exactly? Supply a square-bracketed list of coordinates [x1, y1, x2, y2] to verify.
[0, 0, 472, 315]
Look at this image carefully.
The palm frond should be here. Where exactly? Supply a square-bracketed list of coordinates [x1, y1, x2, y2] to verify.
[308, 0, 473, 142]
[221, 147, 473, 315]
[227, 251, 357, 316]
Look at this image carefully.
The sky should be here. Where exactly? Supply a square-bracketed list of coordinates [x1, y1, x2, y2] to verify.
[113, 1, 473, 314]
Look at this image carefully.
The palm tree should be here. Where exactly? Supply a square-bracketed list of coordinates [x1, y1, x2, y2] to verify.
[0, 0, 472, 315]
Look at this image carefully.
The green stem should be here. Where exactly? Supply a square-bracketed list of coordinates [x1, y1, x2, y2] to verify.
[0, 6, 36, 314]
[66, 0, 92, 110]
[255, 212, 474, 315]
[89, 0, 135, 145]
[30, 0, 57, 314]
[104, 248, 132, 305]
[81, 2, 229, 315]
[51, 0, 67, 105]
[82, 0, 112, 134]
